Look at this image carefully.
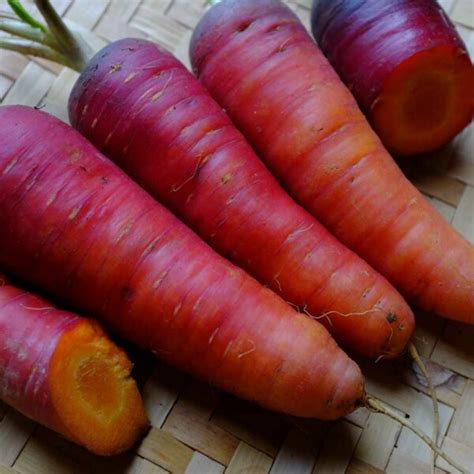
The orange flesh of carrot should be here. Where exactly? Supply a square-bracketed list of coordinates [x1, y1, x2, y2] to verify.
[0, 280, 148, 456]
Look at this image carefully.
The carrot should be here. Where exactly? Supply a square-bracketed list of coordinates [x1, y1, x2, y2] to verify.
[311, 0, 474, 156]
[0, 1, 415, 359]
[0, 105, 364, 420]
[62, 38, 414, 360]
[190, 0, 474, 325]
[0, 274, 148, 456]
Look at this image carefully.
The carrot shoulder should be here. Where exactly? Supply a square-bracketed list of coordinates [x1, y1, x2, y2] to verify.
[0, 276, 148, 456]
[0, 105, 364, 420]
[190, 0, 474, 324]
[67, 38, 414, 359]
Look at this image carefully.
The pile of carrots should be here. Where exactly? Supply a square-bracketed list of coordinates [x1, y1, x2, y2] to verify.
[0, 0, 472, 462]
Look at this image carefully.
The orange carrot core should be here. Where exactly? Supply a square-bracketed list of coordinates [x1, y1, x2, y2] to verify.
[49, 322, 148, 456]
[373, 45, 473, 155]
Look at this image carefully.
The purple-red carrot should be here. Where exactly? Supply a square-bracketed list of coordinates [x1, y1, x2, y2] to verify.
[190, 0, 474, 325]
[0, 105, 364, 420]
[0, 275, 148, 456]
[311, 0, 474, 156]
[67, 38, 414, 359]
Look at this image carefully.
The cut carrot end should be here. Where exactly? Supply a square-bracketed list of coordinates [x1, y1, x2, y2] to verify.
[372, 45, 473, 156]
[49, 321, 149, 456]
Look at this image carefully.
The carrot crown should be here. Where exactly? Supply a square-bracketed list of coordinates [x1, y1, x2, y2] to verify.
[0, 0, 92, 71]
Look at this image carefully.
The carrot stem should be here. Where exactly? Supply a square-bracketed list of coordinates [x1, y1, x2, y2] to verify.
[1, 0, 93, 71]
[33, 0, 93, 70]
[0, 17, 53, 46]
[0, 37, 74, 68]
[7, 0, 47, 32]
[364, 395, 466, 473]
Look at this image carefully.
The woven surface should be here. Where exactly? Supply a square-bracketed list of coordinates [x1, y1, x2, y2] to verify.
[0, 0, 473, 473]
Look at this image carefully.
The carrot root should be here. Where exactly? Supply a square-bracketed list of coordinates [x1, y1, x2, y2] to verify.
[364, 395, 466, 473]
[408, 342, 440, 474]
[0, 280, 148, 456]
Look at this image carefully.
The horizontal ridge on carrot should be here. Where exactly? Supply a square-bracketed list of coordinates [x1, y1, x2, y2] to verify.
[311, 0, 474, 156]
[190, 0, 474, 324]
[66, 38, 414, 359]
[0, 105, 364, 420]
[0, 275, 148, 456]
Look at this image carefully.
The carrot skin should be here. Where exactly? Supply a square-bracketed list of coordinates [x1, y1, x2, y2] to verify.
[0, 105, 364, 419]
[68, 38, 414, 359]
[0, 284, 76, 423]
[311, 0, 474, 155]
[0, 278, 148, 455]
[190, 0, 474, 324]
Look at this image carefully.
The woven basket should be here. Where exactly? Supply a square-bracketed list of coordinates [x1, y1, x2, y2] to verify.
[0, 0, 473, 472]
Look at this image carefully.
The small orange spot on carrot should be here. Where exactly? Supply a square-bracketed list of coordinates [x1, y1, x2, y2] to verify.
[151, 91, 163, 101]
[68, 206, 82, 220]
[223, 341, 233, 357]
[21, 304, 54, 311]
[115, 222, 133, 243]
[124, 72, 137, 83]
[2, 157, 18, 176]
[221, 173, 232, 184]
[208, 327, 219, 344]
[180, 125, 191, 136]
[277, 38, 291, 52]
[68, 148, 82, 163]
[46, 191, 58, 207]
[109, 63, 122, 73]
[152, 270, 169, 290]
[173, 302, 182, 317]
[200, 155, 212, 167]
[237, 339, 256, 359]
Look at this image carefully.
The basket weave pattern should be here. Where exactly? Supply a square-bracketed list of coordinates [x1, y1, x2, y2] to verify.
[0, 0, 473, 472]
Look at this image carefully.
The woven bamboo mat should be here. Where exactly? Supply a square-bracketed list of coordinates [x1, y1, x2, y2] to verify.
[0, 0, 473, 473]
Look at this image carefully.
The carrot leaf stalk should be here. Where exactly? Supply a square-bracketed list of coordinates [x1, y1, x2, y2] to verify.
[0, 37, 73, 67]
[33, 0, 92, 69]
[409, 343, 440, 474]
[7, 0, 46, 31]
[364, 395, 466, 474]
[0, 0, 92, 71]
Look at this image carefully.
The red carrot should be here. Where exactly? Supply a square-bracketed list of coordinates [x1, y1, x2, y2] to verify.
[311, 0, 474, 156]
[0, 105, 364, 420]
[190, 0, 474, 325]
[0, 275, 148, 456]
[66, 38, 414, 359]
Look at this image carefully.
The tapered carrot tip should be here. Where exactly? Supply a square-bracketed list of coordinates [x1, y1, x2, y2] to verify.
[49, 322, 149, 456]
[372, 45, 473, 156]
